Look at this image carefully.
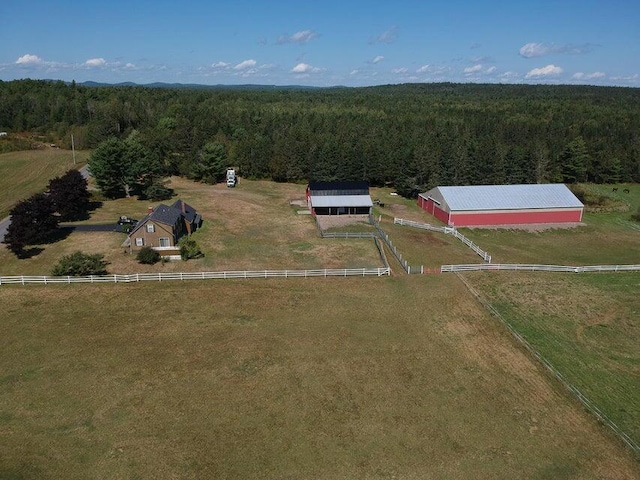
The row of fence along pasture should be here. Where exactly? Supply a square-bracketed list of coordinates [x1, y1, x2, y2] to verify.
[441, 264, 640, 273]
[319, 231, 378, 239]
[0, 268, 391, 286]
[370, 215, 421, 274]
[455, 272, 640, 456]
[394, 218, 491, 263]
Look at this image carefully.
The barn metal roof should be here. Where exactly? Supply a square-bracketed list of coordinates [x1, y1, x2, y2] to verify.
[423, 184, 583, 211]
[310, 194, 373, 208]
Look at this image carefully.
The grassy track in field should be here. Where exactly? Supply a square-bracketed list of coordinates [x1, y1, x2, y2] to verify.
[1, 276, 638, 479]
[465, 271, 640, 448]
[0, 148, 89, 218]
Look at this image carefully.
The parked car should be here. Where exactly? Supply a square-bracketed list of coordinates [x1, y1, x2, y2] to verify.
[117, 216, 137, 225]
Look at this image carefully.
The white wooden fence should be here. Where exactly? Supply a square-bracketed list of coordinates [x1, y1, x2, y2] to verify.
[394, 218, 491, 263]
[0, 268, 391, 286]
[441, 264, 640, 273]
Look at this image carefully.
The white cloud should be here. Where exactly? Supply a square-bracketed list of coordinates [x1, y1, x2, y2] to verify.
[350, 69, 359, 75]
[464, 64, 483, 74]
[526, 64, 563, 78]
[234, 59, 257, 70]
[486, 66, 497, 74]
[277, 30, 318, 44]
[16, 54, 44, 65]
[291, 62, 322, 74]
[370, 26, 398, 44]
[573, 71, 605, 80]
[392, 67, 408, 74]
[416, 64, 450, 76]
[500, 71, 521, 79]
[212, 61, 230, 68]
[519, 42, 596, 58]
[85, 58, 106, 67]
[124, 63, 136, 69]
[372, 55, 384, 64]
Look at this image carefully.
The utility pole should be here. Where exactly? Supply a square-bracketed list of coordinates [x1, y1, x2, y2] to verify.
[71, 133, 76, 166]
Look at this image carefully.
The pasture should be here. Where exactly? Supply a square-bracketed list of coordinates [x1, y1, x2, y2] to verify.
[1, 168, 639, 477]
[0, 148, 89, 218]
[464, 271, 640, 449]
[1, 276, 638, 479]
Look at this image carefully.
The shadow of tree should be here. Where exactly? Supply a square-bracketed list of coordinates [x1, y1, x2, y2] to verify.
[16, 247, 44, 259]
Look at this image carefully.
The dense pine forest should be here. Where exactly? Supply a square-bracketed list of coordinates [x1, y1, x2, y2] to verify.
[1, 79, 639, 196]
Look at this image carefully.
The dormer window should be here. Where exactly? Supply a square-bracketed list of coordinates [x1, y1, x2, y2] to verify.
[147, 224, 155, 233]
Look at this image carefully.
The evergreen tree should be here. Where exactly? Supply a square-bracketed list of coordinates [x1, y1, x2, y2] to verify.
[560, 137, 590, 183]
[191, 142, 228, 183]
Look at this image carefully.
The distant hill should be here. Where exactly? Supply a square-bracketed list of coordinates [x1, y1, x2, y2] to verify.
[79, 81, 324, 91]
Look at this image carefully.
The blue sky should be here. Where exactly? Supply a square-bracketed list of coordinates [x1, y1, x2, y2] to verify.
[1, 0, 639, 87]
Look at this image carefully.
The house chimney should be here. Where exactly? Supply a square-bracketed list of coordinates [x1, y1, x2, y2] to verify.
[181, 200, 186, 214]
[148, 206, 154, 214]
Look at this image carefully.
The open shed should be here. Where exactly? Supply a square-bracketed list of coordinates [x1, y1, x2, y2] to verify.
[418, 184, 584, 227]
[306, 181, 373, 215]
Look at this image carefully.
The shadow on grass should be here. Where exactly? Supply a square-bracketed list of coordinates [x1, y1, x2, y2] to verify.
[15, 247, 45, 259]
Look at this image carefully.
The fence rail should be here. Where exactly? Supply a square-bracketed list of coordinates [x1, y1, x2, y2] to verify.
[394, 218, 491, 263]
[0, 268, 391, 286]
[320, 231, 378, 239]
[456, 273, 640, 456]
[441, 264, 640, 273]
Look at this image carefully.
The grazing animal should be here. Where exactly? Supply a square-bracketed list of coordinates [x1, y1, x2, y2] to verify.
[623, 188, 630, 194]
[612, 188, 618, 192]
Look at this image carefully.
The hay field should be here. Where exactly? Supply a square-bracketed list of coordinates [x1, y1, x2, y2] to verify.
[1, 276, 638, 479]
[0, 148, 89, 218]
[465, 271, 640, 448]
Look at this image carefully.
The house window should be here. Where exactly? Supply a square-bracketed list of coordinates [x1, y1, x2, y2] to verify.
[158, 237, 171, 247]
[147, 224, 155, 233]
[135, 237, 144, 247]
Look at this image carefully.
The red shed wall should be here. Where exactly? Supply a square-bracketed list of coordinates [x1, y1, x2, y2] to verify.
[449, 209, 583, 226]
[418, 196, 450, 224]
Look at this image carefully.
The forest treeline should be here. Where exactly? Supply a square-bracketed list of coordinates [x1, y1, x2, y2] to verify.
[1, 79, 639, 196]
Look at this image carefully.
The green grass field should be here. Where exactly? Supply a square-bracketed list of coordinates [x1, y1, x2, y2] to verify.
[0, 148, 89, 218]
[465, 271, 640, 448]
[1, 276, 638, 479]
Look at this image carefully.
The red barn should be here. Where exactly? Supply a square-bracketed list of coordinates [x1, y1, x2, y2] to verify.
[418, 184, 584, 227]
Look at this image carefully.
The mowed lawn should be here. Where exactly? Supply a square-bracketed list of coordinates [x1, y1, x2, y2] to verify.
[1, 276, 638, 479]
[0, 148, 89, 218]
[0, 177, 383, 275]
[465, 271, 640, 448]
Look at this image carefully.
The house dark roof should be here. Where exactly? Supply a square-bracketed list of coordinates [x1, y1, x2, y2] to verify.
[171, 199, 198, 223]
[308, 181, 369, 196]
[128, 201, 191, 236]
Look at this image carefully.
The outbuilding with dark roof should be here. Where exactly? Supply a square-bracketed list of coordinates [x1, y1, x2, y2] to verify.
[418, 184, 584, 227]
[306, 181, 373, 215]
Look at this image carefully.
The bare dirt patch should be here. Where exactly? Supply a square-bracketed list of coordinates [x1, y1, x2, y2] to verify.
[315, 214, 371, 230]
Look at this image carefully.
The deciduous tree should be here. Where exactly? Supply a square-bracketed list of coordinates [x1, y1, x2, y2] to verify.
[48, 169, 90, 220]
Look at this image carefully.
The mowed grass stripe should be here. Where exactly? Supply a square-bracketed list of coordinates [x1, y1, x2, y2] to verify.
[0, 149, 89, 218]
[1, 277, 638, 479]
[466, 271, 640, 449]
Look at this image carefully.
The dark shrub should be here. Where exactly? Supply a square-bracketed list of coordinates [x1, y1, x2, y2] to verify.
[51, 251, 108, 276]
[136, 246, 161, 264]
